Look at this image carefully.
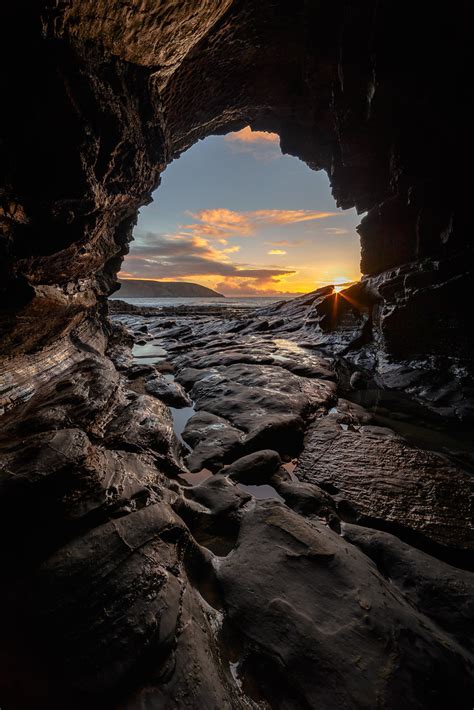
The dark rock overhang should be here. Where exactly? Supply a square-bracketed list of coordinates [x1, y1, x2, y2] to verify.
[1, 1, 471, 373]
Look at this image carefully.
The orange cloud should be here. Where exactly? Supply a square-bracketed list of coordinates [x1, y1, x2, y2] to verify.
[185, 208, 336, 240]
[119, 231, 295, 286]
[252, 209, 336, 225]
[266, 239, 306, 247]
[213, 276, 299, 297]
[225, 126, 279, 144]
[186, 208, 253, 237]
[268, 249, 287, 255]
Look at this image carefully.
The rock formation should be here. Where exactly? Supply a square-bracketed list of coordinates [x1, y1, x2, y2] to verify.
[0, 2, 473, 708]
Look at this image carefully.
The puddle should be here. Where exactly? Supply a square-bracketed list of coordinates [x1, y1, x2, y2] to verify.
[179, 468, 213, 486]
[132, 342, 167, 361]
[169, 404, 196, 452]
[281, 459, 298, 481]
[133, 357, 197, 454]
[135, 356, 167, 365]
[237, 483, 284, 502]
[348, 388, 474, 472]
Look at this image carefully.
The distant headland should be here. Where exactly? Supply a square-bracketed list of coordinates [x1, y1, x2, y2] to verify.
[114, 279, 224, 298]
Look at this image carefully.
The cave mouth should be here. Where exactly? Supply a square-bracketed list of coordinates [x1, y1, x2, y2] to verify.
[1, 0, 471, 385]
[0, 3, 473, 708]
[0, 1, 471, 422]
[116, 128, 362, 301]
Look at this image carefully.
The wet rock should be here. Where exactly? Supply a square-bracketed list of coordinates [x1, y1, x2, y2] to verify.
[177, 475, 251, 556]
[350, 370, 368, 389]
[185, 363, 335, 459]
[16, 505, 208, 704]
[0, 427, 160, 570]
[154, 360, 174, 374]
[144, 373, 192, 408]
[184, 349, 275, 368]
[184, 475, 251, 518]
[121, 580, 244, 709]
[176, 366, 212, 390]
[126, 363, 157, 379]
[295, 407, 474, 555]
[103, 392, 184, 475]
[271, 475, 339, 529]
[217, 502, 474, 709]
[182, 411, 244, 473]
[278, 359, 334, 379]
[342, 524, 474, 653]
[225, 449, 281, 484]
[175, 337, 335, 382]
[331, 397, 374, 424]
[107, 325, 135, 371]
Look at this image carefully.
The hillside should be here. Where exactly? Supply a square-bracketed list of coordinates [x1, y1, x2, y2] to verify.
[115, 279, 224, 298]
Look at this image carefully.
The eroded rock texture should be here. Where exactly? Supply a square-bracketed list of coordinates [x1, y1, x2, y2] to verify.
[1, 2, 474, 708]
[0, 303, 473, 708]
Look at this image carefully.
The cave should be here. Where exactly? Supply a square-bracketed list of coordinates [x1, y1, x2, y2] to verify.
[118, 128, 362, 297]
[0, 2, 473, 709]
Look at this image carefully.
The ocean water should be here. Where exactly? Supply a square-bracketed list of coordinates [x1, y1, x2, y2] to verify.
[110, 296, 293, 309]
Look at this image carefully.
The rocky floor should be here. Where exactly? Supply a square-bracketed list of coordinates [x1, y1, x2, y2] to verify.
[0, 294, 473, 708]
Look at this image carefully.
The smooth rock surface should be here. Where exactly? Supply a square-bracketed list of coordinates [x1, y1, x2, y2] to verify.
[217, 502, 474, 709]
[224, 449, 282, 484]
[295, 408, 474, 554]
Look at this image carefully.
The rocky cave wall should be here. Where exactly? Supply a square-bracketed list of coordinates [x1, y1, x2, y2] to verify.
[1, 3, 473, 708]
[1, 0, 472, 393]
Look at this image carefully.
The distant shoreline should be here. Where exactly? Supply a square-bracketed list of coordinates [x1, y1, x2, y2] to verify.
[116, 279, 224, 298]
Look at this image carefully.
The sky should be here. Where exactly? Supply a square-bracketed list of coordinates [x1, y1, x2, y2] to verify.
[120, 127, 362, 296]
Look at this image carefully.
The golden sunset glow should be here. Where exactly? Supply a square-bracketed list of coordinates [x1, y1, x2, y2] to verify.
[122, 129, 362, 297]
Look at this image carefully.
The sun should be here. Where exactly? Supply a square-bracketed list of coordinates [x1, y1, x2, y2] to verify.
[333, 285, 344, 293]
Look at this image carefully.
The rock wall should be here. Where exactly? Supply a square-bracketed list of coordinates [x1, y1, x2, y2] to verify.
[1, 3, 473, 708]
[1, 1, 472, 381]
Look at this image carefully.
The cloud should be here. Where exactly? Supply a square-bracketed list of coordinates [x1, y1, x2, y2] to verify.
[120, 232, 295, 287]
[325, 227, 349, 235]
[224, 127, 279, 144]
[224, 126, 281, 161]
[184, 208, 337, 241]
[268, 249, 287, 255]
[265, 239, 306, 247]
[252, 210, 336, 225]
[213, 279, 303, 297]
[185, 208, 253, 239]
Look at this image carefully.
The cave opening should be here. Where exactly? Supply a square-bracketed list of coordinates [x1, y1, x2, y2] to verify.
[115, 127, 362, 302]
[1, 2, 473, 709]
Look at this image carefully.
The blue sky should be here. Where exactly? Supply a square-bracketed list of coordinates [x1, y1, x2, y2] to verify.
[120, 127, 362, 295]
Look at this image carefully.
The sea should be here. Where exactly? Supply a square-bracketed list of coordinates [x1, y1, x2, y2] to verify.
[110, 296, 293, 309]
